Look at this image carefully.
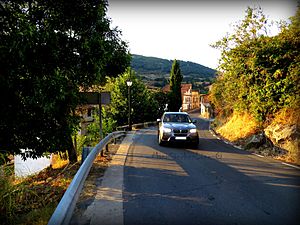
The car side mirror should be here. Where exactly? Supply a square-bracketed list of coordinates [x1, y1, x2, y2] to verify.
[192, 119, 197, 124]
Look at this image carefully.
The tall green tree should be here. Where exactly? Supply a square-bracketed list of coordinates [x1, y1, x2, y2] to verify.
[0, 0, 130, 162]
[169, 59, 183, 111]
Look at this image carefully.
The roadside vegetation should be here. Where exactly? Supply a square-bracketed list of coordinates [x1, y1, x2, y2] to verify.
[0, 0, 130, 163]
[0, 1, 131, 222]
[0, 155, 79, 225]
[0, 66, 171, 225]
[80, 68, 169, 147]
[0, 58, 176, 225]
[210, 7, 300, 164]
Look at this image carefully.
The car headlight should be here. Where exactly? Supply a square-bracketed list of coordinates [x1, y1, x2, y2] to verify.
[162, 127, 172, 133]
[189, 128, 197, 133]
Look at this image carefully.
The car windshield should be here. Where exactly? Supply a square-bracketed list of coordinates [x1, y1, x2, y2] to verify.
[163, 114, 192, 123]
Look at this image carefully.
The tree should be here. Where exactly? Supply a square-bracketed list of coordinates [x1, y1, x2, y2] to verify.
[104, 68, 161, 127]
[151, 91, 169, 118]
[85, 107, 117, 146]
[211, 6, 300, 122]
[82, 69, 167, 146]
[169, 59, 183, 111]
[0, 0, 130, 162]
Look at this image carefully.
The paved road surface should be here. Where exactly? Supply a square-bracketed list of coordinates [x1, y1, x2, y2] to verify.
[123, 112, 300, 225]
[73, 112, 300, 225]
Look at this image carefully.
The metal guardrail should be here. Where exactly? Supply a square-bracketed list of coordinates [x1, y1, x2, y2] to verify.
[48, 121, 157, 225]
[47, 131, 126, 225]
[117, 121, 157, 131]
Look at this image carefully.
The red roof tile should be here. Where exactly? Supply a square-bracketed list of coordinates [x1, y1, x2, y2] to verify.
[162, 84, 192, 95]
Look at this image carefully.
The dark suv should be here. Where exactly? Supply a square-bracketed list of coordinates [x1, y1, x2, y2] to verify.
[157, 112, 199, 146]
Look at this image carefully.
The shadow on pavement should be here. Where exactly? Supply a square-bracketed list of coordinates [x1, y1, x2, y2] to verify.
[123, 125, 300, 225]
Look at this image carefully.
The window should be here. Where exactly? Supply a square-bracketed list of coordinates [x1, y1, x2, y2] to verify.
[163, 114, 192, 123]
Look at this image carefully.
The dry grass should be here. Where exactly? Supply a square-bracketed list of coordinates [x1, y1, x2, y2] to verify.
[216, 112, 259, 142]
[50, 154, 69, 169]
[0, 154, 80, 225]
[215, 108, 300, 165]
[1, 136, 124, 224]
[270, 107, 300, 126]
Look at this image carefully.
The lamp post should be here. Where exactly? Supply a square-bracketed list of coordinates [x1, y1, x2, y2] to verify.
[126, 80, 133, 131]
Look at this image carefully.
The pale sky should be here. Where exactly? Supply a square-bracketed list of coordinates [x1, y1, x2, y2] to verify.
[107, 0, 298, 69]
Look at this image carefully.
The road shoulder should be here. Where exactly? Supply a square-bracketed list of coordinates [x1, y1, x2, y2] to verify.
[70, 132, 135, 225]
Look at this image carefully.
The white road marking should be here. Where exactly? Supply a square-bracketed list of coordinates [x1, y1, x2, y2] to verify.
[252, 153, 264, 158]
[281, 162, 300, 170]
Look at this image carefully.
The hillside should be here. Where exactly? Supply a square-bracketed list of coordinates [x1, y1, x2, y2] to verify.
[130, 54, 216, 89]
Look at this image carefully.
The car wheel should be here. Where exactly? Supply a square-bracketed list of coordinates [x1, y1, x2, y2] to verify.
[158, 132, 165, 146]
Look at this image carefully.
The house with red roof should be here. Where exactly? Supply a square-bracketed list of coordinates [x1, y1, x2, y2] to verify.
[162, 84, 199, 111]
[200, 94, 212, 118]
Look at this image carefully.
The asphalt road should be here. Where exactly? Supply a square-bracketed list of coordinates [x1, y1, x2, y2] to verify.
[123, 112, 300, 225]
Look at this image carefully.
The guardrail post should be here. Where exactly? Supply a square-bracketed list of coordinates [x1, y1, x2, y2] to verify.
[48, 132, 127, 225]
[81, 147, 93, 164]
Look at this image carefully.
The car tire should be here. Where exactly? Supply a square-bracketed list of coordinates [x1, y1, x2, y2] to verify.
[158, 132, 165, 146]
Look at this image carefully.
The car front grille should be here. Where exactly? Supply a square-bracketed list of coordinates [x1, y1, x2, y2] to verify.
[173, 129, 188, 136]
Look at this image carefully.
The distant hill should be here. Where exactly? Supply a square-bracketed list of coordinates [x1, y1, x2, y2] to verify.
[130, 54, 216, 91]
[131, 54, 216, 80]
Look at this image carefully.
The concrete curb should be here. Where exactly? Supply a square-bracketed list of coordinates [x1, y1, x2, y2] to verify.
[83, 132, 135, 225]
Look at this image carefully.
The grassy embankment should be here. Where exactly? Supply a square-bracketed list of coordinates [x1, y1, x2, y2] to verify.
[0, 155, 79, 225]
[212, 108, 300, 165]
[0, 147, 113, 225]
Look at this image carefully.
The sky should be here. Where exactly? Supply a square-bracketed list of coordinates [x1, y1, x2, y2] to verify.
[107, 0, 298, 69]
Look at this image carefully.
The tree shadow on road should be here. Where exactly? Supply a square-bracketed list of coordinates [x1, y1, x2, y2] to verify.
[123, 128, 300, 225]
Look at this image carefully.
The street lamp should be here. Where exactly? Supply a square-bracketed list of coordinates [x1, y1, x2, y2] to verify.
[126, 80, 133, 131]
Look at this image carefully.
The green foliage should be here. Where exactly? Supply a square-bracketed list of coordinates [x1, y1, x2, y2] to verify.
[82, 69, 168, 146]
[0, 152, 10, 166]
[0, 1, 130, 161]
[74, 134, 87, 156]
[0, 167, 16, 224]
[151, 91, 169, 117]
[104, 68, 165, 127]
[0, 162, 79, 225]
[85, 107, 117, 146]
[169, 60, 183, 111]
[211, 6, 300, 122]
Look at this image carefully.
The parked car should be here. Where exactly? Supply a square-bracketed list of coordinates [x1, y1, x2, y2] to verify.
[157, 112, 199, 146]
